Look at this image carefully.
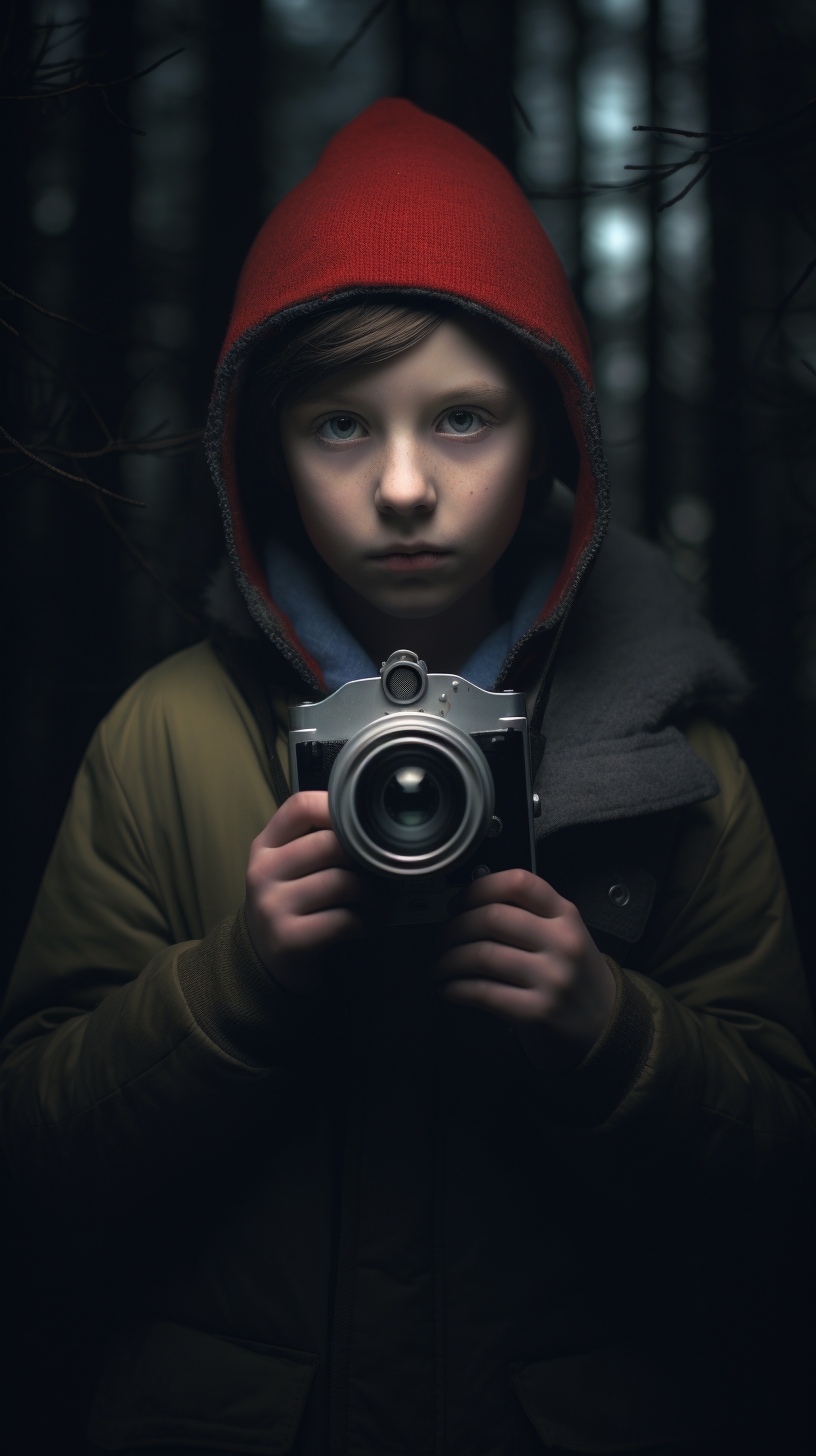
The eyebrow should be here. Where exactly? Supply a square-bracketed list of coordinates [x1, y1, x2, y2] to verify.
[296, 381, 516, 410]
[439, 382, 515, 405]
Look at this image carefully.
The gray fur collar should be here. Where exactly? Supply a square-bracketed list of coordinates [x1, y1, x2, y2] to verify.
[536, 521, 747, 834]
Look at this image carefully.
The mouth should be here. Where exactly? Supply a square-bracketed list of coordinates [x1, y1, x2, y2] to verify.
[371, 546, 453, 573]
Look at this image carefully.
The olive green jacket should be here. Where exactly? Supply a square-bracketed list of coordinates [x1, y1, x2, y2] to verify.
[1, 640, 814, 1456]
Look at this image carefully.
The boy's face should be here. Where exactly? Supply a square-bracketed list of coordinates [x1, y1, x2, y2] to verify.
[278, 316, 544, 622]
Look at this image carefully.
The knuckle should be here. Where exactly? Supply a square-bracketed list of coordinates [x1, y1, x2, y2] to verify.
[559, 921, 587, 962]
[246, 860, 265, 896]
[323, 866, 347, 897]
[549, 905, 584, 955]
[561, 899, 583, 927]
[483, 901, 509, 934]
[284, 915, 311, 946]
[505, 868, 530, 897]
[543, 960, 572, 997]
[304, 829, 332, 863]
[476, 939, 507, 972]
[247, 851, 280, 894]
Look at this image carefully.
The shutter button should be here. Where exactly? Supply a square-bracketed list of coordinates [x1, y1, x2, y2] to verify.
[608, 883, 630, 907]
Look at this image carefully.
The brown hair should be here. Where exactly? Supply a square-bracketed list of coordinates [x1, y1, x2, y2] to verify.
[235, 296, 577, 556]
[243, 300, 445, 420]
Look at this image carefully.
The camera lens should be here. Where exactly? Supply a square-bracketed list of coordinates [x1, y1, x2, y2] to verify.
[357, 745, 466, 855]
[384, 765, 439, 826]
[328, 714, 494, 876]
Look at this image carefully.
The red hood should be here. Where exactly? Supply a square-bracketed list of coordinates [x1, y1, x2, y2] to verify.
[205, 97, 608, 696]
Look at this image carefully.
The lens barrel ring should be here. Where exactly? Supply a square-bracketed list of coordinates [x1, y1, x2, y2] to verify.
[328, 713, 494, 877]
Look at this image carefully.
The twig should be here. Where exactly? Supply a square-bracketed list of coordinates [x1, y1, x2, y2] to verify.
[527, 95, 816, 210]
[747, 255, 816, 373]
[511, 88, 534, 134]
[328, 0, 391, 70]
[99, 85, 145, 135]
[770, 255, 816, 321]
[65, 368, 114, 444]
[657, 156, 712, 211]
[0, 280, 123, 337]
[0, 47, 183, 101]
[632, 95, 816, 145]
[0, 428, 204, 462]
[0, 425, 146, 504]
[0, 310, 204, 468]
[86, 488, 204, 628]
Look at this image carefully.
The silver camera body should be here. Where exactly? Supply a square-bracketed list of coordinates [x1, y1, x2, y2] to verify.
[288, 650, 537, 926]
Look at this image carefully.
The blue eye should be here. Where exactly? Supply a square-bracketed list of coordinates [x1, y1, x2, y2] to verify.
[320, 416, 362, 441]
[440, 410, 484, 435]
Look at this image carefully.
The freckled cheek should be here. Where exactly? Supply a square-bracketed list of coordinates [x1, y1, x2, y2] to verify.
[447, 452, 529, 534]
[291, 472, 371, 557]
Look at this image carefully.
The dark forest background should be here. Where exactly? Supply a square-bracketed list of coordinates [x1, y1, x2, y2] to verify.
[1, 0, 815, 1450]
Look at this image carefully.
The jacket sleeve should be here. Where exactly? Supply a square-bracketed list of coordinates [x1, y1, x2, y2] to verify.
[517, 720, 816, 1196]
[0, 662, 311, 1207]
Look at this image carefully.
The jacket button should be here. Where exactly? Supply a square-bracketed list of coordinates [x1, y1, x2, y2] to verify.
[608, 883, 630, 907]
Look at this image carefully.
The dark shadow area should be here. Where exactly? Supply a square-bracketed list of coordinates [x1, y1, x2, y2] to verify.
[1, 1, 814, 1450]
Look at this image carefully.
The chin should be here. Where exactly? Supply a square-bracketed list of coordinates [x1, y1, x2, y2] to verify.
[371, 591, 460, 621]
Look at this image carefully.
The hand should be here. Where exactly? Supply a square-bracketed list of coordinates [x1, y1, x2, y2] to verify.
[436, 869, 616, 1071]
[245, 790, 376, 996]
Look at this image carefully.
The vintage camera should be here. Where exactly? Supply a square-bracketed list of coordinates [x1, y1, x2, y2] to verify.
[288, 649, 539, 925]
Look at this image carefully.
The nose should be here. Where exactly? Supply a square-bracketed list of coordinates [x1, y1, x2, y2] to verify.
[374, 435, 437, 517]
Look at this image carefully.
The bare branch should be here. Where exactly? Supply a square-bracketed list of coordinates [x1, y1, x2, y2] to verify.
[658, 156, 713, 211]
[633, 95, 816, 146]
[0, 280, 123, 337]
[0, 47, 183, 101]
[748, 255, 816, 372]
[633, 124, 735, 140]
[88, 490, 204, 628]
[526, 95, 816, 207]
[0, 428, 204, 462]
[0, 425, 146, 504]
[328, 0, 391, 71]
[770, 255, 816, 318]
[99, 85, 146, 136]
[511, 88, 534, 134]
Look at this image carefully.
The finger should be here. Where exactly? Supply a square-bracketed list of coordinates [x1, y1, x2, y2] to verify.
[267, 827, 354, 881]
[447, 868, 567, 920]
[258, 791, 331, 850]
[287, 866, 379, 916]
[283, 905, 375, 950]
[437, 977, 543, 1021]
[441, 902, 546, 954]
[435, 939, 541, 989]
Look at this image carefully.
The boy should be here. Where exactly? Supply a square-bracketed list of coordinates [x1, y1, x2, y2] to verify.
[2, 99, 814, 1456]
